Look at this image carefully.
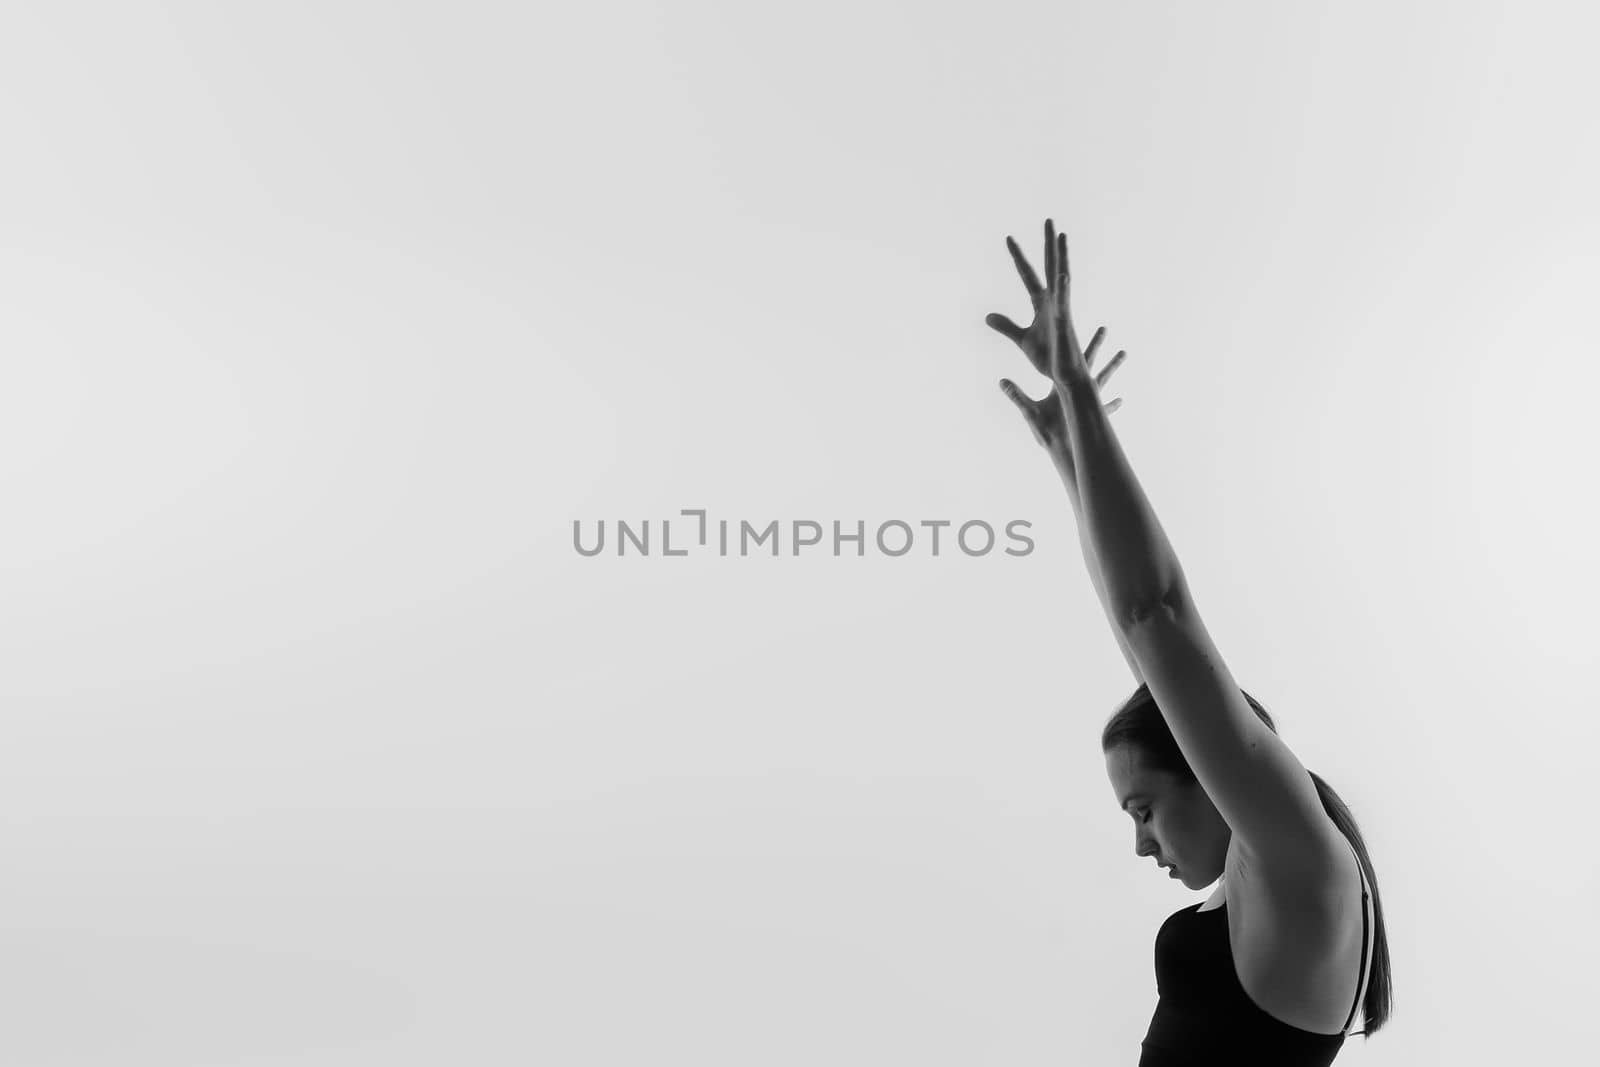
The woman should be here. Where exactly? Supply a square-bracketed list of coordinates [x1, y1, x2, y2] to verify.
[986, 221, 1392, 1065]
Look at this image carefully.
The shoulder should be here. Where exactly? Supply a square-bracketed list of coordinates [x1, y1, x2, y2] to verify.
[1234, 820, 1361, 942]
[1237, 812, 1351, 899]
[1228, 825, 1372, 1033]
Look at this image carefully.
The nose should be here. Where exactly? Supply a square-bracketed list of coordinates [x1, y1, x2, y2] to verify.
[1135, 829, 1159, 860]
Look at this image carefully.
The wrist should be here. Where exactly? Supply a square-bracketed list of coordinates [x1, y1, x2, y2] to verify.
[1055, 364, 1096, 399]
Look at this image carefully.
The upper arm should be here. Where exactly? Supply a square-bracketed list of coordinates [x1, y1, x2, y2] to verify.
[1121, 584, 1341, 881]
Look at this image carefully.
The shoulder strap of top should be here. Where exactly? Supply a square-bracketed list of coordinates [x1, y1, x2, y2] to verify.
[1340, 837, 1371, 1034]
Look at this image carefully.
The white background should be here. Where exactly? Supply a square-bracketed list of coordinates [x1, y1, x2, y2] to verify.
[3, 2, 1596, 1064]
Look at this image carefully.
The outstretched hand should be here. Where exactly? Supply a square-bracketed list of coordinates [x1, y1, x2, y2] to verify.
[987, 219, 1127, 452]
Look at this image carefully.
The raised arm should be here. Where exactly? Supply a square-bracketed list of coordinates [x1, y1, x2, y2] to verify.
[1038, 220, 1342, 880]
[1045, 424, 1144, 685]
[987, 228, 1142, 683]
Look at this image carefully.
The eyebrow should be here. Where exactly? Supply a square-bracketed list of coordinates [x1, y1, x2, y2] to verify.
[1120, 793, 1151, 811]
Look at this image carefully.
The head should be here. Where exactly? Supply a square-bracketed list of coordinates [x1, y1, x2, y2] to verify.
[1102, 683, 1274, 888]
[1104, 741, 1231, 889]
[1098, 683, 1394, 1037]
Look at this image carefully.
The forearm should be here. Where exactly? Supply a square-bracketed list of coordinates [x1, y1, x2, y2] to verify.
[1048, 447, 1145, 682]
[1058, 369, 1187, 629]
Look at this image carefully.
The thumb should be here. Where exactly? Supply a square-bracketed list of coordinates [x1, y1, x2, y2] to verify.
[999, 379, 1046, 442]
[985, 313, 1026, 344]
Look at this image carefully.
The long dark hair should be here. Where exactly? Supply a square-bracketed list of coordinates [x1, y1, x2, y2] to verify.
[1101, 683, 1392, 1038]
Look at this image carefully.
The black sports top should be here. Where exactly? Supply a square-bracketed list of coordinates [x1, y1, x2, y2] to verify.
[1138, 839, 1371, 1066]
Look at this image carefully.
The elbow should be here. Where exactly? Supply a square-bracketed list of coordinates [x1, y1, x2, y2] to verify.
[1117, 582, 1189, 633]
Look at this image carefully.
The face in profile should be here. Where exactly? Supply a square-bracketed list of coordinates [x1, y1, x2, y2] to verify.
[1104, 743, 1232, 889]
